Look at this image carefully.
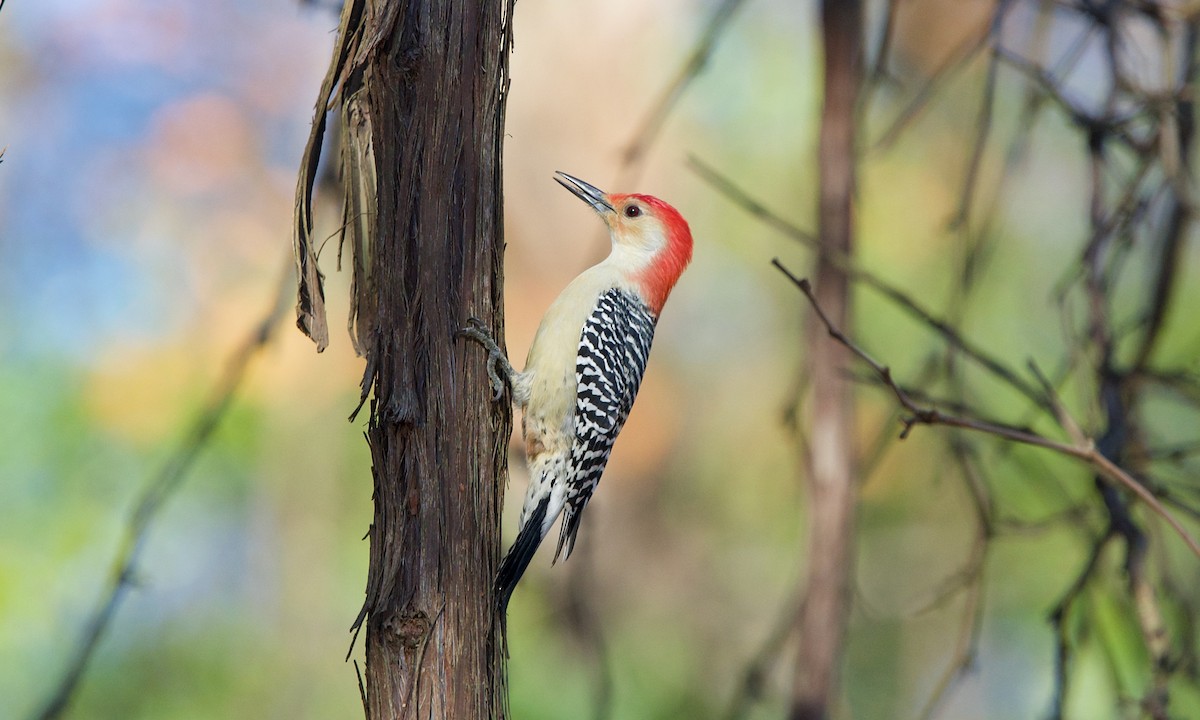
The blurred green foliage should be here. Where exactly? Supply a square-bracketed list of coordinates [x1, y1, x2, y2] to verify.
[2, 0, 1200, 719]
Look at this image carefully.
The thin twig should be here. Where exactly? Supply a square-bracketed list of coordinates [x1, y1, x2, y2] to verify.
[1130, 20, 1199, 374]
[951, 0, 1013, 230]
[33, 264, 294, 720]
[845, 368, 1042, 435]
[993, 45, 1151, 154]
[873, 20, 993, 152]
[916, 441, 991, 720]
[619, 0, 747, 170]
[994, 503, 1094, 536]
[722, 589, 803, 720]
[564, 530, 614, 720]
[858, 0, 899, 118]
[689, 156, 1049, 409]
[1146, 439, 1200, 462]
[772, 259, 1200, 560]
[867, 0, 898, 85]
[1049, 532, 1115, 720]
[1028, 360, 1088, 447]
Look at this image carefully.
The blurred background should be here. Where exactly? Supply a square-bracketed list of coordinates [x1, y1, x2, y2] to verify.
[3, 0, 1200, 718]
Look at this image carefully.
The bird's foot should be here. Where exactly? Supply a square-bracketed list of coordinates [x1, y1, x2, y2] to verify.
[459, 317, 515, 402]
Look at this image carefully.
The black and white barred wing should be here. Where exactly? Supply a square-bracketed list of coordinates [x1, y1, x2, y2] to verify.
[554, 288, 657, 561]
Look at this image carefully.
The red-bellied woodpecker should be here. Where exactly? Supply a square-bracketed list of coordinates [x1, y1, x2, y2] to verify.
[462, 171, 693, 612]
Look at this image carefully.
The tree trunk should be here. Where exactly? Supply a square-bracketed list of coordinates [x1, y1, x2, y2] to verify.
[792, 2, 861, 719]
[293, 0, 515, 717]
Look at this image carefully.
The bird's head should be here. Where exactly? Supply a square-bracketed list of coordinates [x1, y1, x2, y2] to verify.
[555, 171, 693, 313]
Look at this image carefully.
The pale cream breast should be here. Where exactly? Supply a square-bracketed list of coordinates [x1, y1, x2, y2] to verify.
[516, 247, 650, 466]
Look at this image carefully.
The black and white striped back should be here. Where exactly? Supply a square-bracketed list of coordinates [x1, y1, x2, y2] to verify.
[554, 288, 657, 561]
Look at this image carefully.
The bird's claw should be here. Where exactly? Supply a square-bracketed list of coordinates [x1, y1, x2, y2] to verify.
[478, 349, 506, 402]
[459, 318, 511, 402]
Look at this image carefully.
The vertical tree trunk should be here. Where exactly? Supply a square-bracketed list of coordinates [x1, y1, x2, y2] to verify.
[294, 0, 515, 717]
[792, 2, 861, 719]
[356, 2, 512, 718]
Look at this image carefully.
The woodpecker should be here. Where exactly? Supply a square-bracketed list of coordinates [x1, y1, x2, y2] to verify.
[462, 171, 693, 612]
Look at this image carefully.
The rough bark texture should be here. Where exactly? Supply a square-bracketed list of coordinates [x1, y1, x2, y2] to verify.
[792, 2, 861, 719]
[356, 3, 512, 718]
[294, 0, 515, 717]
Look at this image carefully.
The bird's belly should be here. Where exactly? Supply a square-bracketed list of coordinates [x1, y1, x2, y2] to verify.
[520, 343, 578, 458]
[521, 377, 575, 462]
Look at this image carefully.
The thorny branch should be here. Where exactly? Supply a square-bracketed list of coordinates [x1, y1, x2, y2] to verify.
[32, 264, 294, 720]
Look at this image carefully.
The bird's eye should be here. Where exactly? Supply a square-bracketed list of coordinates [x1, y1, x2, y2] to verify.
[624, 204, 641, 218]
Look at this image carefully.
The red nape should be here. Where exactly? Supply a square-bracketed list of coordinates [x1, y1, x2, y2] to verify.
[631, 194, 693, 314]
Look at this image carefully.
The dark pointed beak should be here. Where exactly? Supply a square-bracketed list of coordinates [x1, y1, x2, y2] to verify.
[554, 171, 614, 213]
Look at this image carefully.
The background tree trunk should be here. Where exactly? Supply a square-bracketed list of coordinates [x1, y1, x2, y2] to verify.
[792, 2, 861, 719]
[295, 0, 515, 717]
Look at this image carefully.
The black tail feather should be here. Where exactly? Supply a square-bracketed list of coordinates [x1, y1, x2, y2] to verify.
[494, 497, 550, 614]
[553, 497, 589, 564]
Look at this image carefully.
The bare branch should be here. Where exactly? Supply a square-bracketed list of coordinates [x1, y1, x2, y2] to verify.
[994, 46, 1136, 134]
[619, 0, 747, 170]
[1028, 360, 1088, 447]
[873, 20, 993, 152]
[1049, 531, 1115, 720]
[772, 259, 1200, 560]
[723, 589, 803, 720]
[687, 155, 818, 244]
[33, 263, 294, 720]
[1130, 20, 1199, 373]
[690, 156, 1050, 409]
[1146, 439, 1200, 462]
[866, 0, 899, 86]
[952, 0, 1014, 229]
[563, 538, 614, 720]
[915, 442, 990, 720]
